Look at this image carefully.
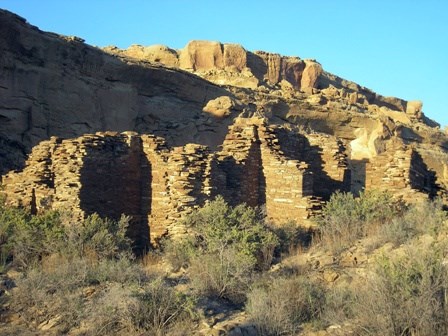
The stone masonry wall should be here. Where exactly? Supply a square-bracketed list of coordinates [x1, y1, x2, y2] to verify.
[1, 118, 439, 247]
[365, 142, 437, 203]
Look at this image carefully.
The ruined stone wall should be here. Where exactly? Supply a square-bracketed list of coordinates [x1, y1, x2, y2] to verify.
[215, 119, 264, 207]
[364, 142, 436, 202]
[214, 118, 324, 225]
[160, 144, 212, 241]
[1, 118, 441, 247]
[2, 137, 59, 212]
[306, 134, 351, 200]
[258, 125, 317, 224]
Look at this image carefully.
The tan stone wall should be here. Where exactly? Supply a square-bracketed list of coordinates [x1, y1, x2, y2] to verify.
[1, 118, 440, 247]
[364, 142, 436, 202]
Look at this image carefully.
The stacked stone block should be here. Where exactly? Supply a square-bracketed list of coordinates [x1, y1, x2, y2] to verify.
[1, 117, 440, 247]
[365, 142, 436, 203]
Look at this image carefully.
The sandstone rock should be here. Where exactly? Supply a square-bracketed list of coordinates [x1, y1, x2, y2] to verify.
[179, 40, 224, 71]
[203, 96, 239, 118]
[125, 44, 179, 67]
[323, 269, 339, 282]
[38, 315, 61, 331]
[301, 60, 323, 92]
[223, 44, 247, 71]
[0, 11, 232, 174]
[406, 100, 423, 119]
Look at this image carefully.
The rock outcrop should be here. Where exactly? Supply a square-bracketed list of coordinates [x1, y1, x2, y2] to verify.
[0, 10, 233, 175]
[105, 40, 324, 92]
[1, 9, 448, 248]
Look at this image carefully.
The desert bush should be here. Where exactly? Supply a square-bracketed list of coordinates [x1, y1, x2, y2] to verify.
[185, 196, 278, 268]
[12, 254, 145, 333]
[378, 198, 447, 246]
[353, 244, 448, 336]
[273, 221, 313, 256]
[0, 199, 27, 270]
[1, 206, 132, 269]
[12, 210, 64, 268]
[246, 275, 325, 335]
[162, 236, 196, 271]
[189, 246, 255, 304]
[88, 278, 196, 336]
[172, 196, 278, 303]
[321, 284, 356, 326]
[64, 213, 132, 260]
[128, 277, 196, 336]
[13, 258, 90, 329]
[87, 283, 138, 335]
[318, 190, 399, 252]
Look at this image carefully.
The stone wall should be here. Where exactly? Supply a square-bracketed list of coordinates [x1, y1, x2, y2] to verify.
[1, 118, 440, 247]
[364, 141, 437, 203]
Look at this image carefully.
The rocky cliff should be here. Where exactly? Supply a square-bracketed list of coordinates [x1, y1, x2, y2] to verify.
[1, 9, 448, 247]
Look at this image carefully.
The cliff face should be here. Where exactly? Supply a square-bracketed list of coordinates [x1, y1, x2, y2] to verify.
[0, 10, 235, 174]
[1, 9, 448, 247]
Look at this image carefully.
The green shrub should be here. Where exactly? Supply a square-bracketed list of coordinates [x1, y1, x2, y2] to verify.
[378, 199, 447, 246]
[318, 190, 399, 252]
[12, 210, 64, 268]
[1, 204, 133, 269]
[246, 276, 325, 335]
[185, 196, 278, 269]
[0, 198, 28, 269]
[174, 196, 278, 302]
[64, 213, 132, 260]
[353, 244, 448, 336]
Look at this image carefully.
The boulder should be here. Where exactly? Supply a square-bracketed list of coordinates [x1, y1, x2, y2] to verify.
[203, 96, 239, 118]
[223, 44, 247, 71]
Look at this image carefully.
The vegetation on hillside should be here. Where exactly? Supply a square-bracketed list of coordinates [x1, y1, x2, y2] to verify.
[0, 191, 448, 335]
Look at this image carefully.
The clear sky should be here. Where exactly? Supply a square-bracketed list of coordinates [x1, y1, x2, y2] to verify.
[1, 0, 447, 127]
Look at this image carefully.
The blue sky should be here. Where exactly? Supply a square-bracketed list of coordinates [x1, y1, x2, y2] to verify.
[1, 0, 447, 127]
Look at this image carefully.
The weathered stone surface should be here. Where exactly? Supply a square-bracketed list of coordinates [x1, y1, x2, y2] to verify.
[301, 60, 323, 92]
[2, 117, 440, 247]
[1, 9, 448, 249]
[0, 10, 231, 175]
[202, 96, 241, 118]
[104, 44, 179, 67]
[406, 100, 423, 119]
[179, 40, 224, 71]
